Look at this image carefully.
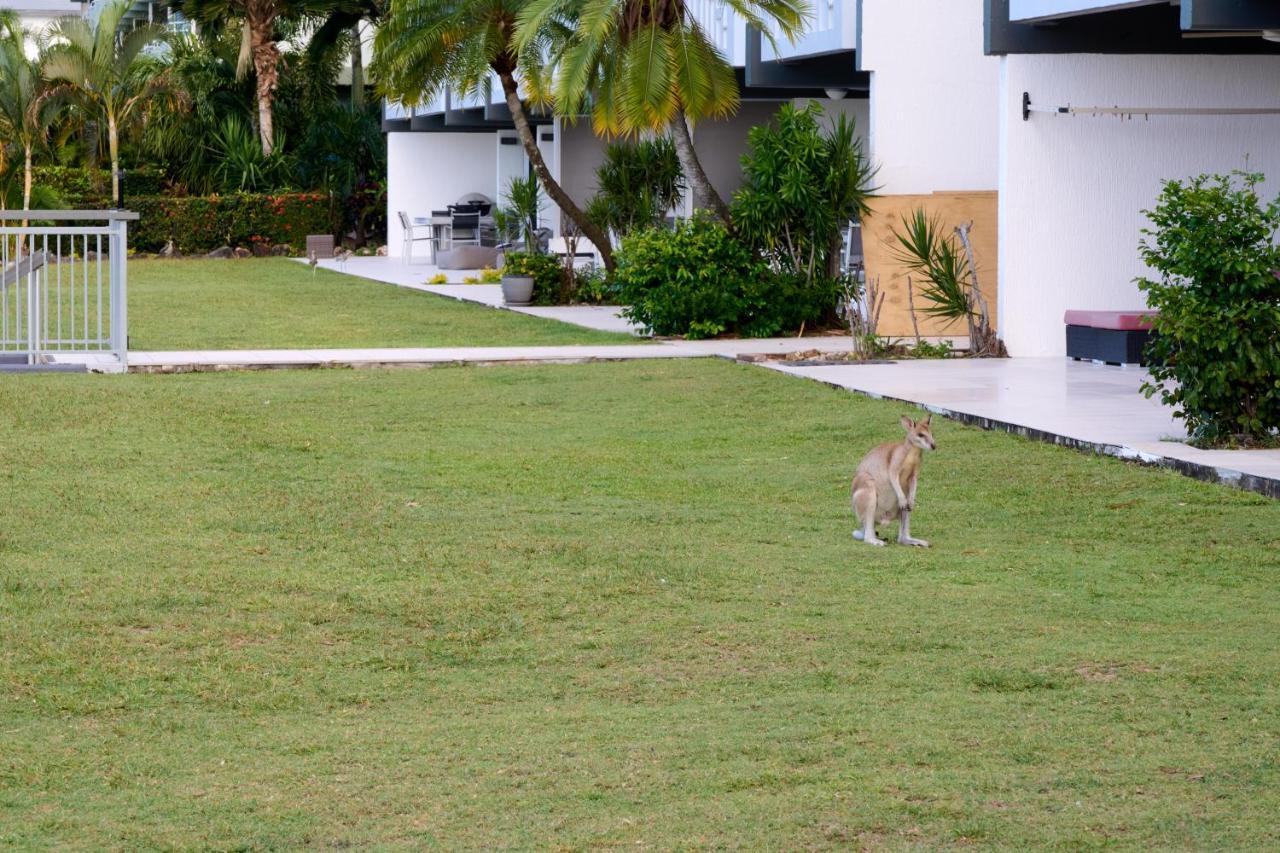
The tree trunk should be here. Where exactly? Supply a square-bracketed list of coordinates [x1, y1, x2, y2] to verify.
[350, 24, 364, 110]
[498, 71, 614, 272]
[23, 145, 32, 211]
[248, 14, 281, 156]
[108, 117, 120, 207]
[669, 110, 731, 225]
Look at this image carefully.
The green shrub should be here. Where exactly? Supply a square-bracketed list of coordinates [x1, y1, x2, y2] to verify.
[130, 192, 335, 253]
[616, 217, 765, 338]
[1138, 171, 1280, 446]
[586, 137, 685, 237]
[33, 165, 167, 207]
[502, 251, 565, 305]
[569, 265, 618, 305]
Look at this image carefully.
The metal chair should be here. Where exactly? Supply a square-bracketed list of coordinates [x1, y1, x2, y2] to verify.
[398, 210, 436, 264]
[449, 210, 482, 246]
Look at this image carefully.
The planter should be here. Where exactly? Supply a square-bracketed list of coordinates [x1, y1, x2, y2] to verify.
[501, 276, 535, 306]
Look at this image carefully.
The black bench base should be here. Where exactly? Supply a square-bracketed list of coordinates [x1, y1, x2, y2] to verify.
[1066, 325, 1152, 366]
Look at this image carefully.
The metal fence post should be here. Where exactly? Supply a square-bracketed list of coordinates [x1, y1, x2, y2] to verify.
[111, 217, 129, 365]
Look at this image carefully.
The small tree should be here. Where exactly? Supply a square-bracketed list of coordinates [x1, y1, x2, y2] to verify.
[0, 16, 62, 213]
[586, 137, 685, 237]
[889, 209, 1003, 358]
[1137, 171, 1280, 446]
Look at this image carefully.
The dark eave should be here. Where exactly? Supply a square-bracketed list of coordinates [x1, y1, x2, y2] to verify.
[987, 0, 1280, 54]
[744, 27, 869, 95]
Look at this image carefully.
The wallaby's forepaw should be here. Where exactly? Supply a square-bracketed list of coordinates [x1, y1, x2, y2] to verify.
[898, 536, 930, 548]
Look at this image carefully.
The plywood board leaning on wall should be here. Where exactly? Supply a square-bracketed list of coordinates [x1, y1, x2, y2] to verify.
[861, 191, 998, 340]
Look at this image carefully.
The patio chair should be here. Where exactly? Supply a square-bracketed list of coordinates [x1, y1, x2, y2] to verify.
[449, 210, 482, 247]
[1, 249, 48, 287]
[397, 210, 435, 264]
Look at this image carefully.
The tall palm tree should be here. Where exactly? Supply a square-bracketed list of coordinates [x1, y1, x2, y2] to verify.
[43, 0, 171, 204]
[306, 0, 383, 110]
[0, 13, 62, 211]
[171, 0, 325, 155]
[373, 0, 617, 270]
[517, 0, 807, 223]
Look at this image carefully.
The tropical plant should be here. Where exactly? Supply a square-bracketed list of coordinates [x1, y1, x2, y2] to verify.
[517, 0, 807, 222]
[587, 136, 684, 237]
[170, 0, 333, 156]
[209, 114, 292, 191]
[1137, 171, 1280, 447]
[0, 14, 63, 211]
[42, 0, 174, 204]
[889, 208, 1003, 358]
[501, 250, 565, 303]
[306, 0, 382, 110]
[493, 174, 543, 251]
[733, 102, 876, 282]
[372, 0, 616, 269]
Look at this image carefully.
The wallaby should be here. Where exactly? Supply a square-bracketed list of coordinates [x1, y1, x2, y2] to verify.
[851, 414, 936, 547]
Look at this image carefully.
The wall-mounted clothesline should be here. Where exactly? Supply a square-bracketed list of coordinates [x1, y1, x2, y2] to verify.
[1021, 92, 1280, 121]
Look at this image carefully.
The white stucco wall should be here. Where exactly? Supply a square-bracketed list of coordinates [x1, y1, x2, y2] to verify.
[385, 132, 498, 257]
[859, 0, 1000, 194]
[998, 53, 1280, 356]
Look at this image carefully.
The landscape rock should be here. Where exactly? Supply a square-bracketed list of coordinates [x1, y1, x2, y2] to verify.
[251, 243, 272, 258]
[270, 244, 292, 257]
[233, 247, 252, 258]
[376, 245, 388, 256]
[206, 246, 234, 259]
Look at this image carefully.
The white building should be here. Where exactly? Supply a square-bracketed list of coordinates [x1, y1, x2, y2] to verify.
[0, 0, 83, 53]
[384, 0, 1280, 355]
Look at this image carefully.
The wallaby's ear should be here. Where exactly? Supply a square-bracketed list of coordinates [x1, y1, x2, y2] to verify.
[922, 414, 932, 427]
[900, 415, 915, 431]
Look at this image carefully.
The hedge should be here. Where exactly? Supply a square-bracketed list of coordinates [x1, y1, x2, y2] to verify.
[130, 192, 336, 254]
[33, 166, 167, 207]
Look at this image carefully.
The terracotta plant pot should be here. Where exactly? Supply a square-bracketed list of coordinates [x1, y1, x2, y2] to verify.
[501, 276, 535, 306]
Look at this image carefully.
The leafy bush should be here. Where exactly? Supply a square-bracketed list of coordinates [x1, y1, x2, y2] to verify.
[586, 138, 685, 237]
[617, 217, 787, 338]
[1137, 171, 1280, 446]
[32, 165, 166, 207]
[210, 116, 293, 193]
[502, 251, 565, 305]
[733, 102, 877, 282]
[570, 265, 618, 305]
[130, 192, 335, 253]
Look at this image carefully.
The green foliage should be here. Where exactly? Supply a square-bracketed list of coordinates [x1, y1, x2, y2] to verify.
[890, 208, 973, 323]
[587, 137, 684, 236]
[569, 265, 617, 305]
[908, 338, 953, 359]
[1137, 171, 1280, 446]
[130, 192, 334, 253]
[210, 115, 293, 192]
[733, 102, 878, 283]
[616, 216, 813, 339]
[477, 266, 503, 284]
[502, 250, 565, 305]
[494, 175, 543, 250]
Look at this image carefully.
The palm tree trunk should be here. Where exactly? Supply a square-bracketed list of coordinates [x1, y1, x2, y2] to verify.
[350, 24, 364, 110]
[23, 145, 32, 211]
[248, 14, 280, 156]
[108, 117, 120, 207]
[669, 110, 730, 225]
[498, 71, 614, 272]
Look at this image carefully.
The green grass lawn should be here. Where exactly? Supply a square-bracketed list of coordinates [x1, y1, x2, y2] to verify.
[126, 258, 633, 350]
[1, 359, 1277, 849]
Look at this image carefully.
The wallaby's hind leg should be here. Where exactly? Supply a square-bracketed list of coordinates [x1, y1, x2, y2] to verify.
[897, 508, 929, 547]
[851, 479, 885, 546]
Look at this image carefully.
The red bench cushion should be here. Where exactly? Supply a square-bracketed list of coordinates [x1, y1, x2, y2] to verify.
[1063, 310, 1156, 331]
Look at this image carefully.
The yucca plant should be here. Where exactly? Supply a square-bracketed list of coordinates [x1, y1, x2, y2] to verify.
[588, 136, 685, 236]
[209, 114, 291, 191]
[890, 208, 1004, 357]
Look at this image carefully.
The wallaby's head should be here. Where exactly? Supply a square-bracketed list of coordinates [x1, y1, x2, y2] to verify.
[900, 414, 936, 451]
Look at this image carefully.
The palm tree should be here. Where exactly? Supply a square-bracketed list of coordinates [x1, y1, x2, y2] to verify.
[517, 0, 807, 223]
[372, 0, 617, 270]
[171, 0, 325, 156]
[306, 0, 383, 110]
[43, 0, 171, 204]
[0, 14, 62, 211]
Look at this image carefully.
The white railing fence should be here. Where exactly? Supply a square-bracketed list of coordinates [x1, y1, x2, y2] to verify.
[0, 211, 135, 367]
